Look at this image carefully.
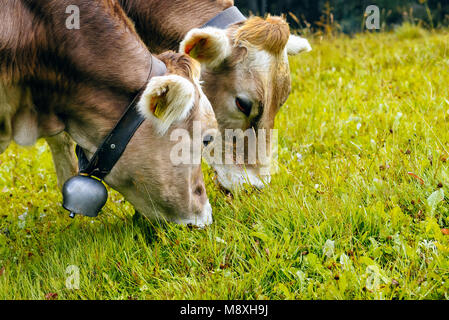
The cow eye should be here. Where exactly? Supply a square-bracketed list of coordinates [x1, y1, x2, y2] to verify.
[235, 96, 253, 117]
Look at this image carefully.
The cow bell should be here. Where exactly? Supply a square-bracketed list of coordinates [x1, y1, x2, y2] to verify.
[62, 175, 108, 218]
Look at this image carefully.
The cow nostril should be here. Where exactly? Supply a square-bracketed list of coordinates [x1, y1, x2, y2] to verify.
[203, 134, 214, 147]
[194, 186, 204, 196]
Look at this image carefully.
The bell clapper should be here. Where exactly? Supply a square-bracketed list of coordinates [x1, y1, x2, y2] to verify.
[69, 212, 76, 219]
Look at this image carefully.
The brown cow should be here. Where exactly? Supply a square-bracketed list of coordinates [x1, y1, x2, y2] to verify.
[0, 0, 218, 227]
[119, 0, 312, 191]
[43, 1, 312, 193]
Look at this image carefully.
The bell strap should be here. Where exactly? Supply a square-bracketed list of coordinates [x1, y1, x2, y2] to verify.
[202, 6, 247, 29]
[77, 55, 167, 180]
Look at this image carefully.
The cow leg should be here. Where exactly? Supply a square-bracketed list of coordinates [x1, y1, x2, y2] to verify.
[0, 115, 12, 154]
[0, 86, 15, 154]
[45, 132, 78, 190]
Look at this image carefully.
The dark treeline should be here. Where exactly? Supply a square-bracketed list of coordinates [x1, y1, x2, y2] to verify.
[235, 0, 449, 33]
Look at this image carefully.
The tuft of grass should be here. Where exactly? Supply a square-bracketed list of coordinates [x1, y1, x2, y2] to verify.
[395, 23, 428, 40]
[1, 29, 449, 300]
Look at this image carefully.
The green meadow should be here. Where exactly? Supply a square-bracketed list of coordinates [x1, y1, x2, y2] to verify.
[1, 26, 449, 299]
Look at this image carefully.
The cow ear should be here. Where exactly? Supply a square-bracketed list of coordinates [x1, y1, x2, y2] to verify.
[286, 35, 312, 56]
[137, 75, 195, 136]
[180, 27, 232, 69]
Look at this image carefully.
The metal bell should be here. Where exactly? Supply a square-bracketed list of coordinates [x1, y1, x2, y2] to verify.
[62, 175, 108, 218]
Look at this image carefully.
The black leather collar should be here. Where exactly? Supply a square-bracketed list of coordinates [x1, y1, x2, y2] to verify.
[202, 6, 247, 29]
[76, 56, 167, 180]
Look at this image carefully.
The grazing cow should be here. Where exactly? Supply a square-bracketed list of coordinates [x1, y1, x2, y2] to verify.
[0, 0, 218, 227]
[118, 0, 312, 191]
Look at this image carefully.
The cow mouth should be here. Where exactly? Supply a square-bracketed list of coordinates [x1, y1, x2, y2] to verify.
[174, 200, 213, 229]
[132, 200, 213, 229]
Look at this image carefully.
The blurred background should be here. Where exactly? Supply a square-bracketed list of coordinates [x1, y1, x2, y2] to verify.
[235, 0, 449, 33]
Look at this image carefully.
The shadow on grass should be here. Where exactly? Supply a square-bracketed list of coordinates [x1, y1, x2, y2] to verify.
[131, 210, 158, 245]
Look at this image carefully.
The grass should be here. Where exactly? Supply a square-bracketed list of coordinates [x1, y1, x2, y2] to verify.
[1, 27, 449, 300]
[394, 22, 428, 40]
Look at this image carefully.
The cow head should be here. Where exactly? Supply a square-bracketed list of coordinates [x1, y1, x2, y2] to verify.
[180, 16, 311, 191]
[106, 52, 218, 227]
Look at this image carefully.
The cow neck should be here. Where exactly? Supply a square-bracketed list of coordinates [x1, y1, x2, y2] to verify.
[124, 3, 246, 53]
[76, 55, 167, 180]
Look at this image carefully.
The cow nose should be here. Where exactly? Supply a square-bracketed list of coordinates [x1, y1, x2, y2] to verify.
[235, 96, 253, 117]
[203, 134, 214, 147]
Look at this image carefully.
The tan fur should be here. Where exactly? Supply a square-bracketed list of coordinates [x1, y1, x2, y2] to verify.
[157, 51, 201, 82]
[217, 0, 234, 7]
[235, 16, 290, 55]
